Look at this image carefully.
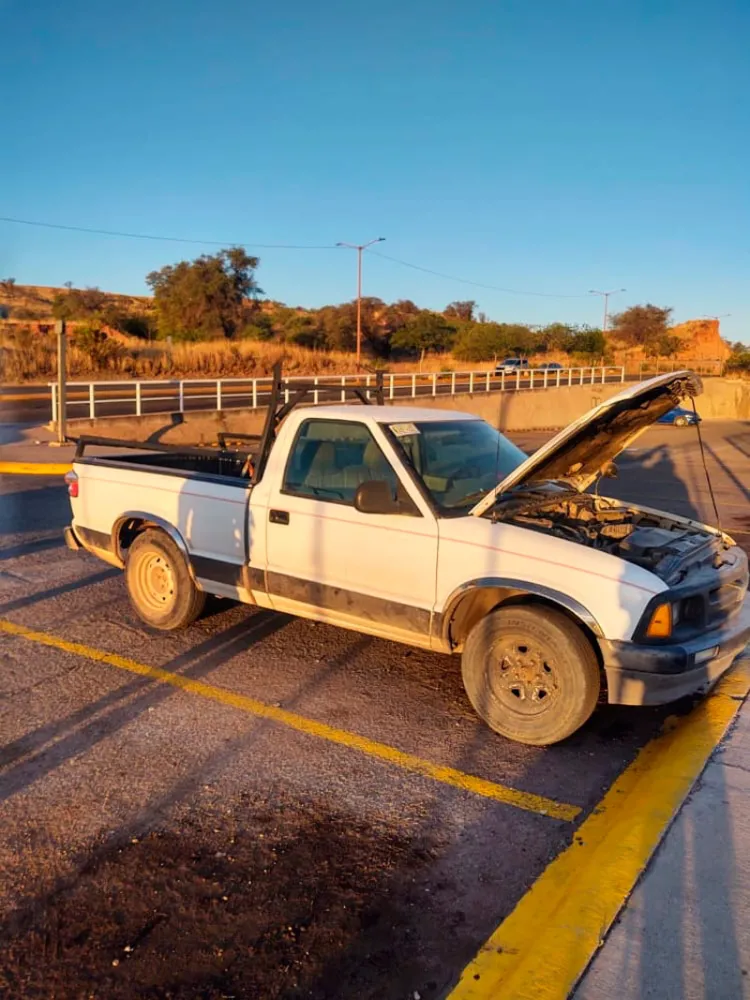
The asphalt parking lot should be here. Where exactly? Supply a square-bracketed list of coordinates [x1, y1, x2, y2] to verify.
[1, 421, 749, 999]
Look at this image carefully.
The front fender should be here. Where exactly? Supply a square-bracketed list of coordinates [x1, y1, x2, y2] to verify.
[440, 577, 605, 648]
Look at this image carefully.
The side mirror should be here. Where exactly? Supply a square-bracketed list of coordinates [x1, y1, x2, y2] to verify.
[354, 480, 400, 514]
[354, 480, 418, 516]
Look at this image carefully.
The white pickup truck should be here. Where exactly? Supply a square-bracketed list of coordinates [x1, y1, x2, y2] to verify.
[64, 370, 750, 745]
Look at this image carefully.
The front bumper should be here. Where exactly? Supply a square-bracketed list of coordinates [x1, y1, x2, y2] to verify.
[600, 596, 750, 706]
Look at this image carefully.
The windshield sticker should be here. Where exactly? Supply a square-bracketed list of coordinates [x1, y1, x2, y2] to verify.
[390, 422, 419, 438]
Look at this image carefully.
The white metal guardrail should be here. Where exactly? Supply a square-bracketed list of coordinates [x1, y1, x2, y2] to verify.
[50, 366, 626, 422]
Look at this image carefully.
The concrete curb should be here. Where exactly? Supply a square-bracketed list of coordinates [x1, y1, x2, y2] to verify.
[0, 462, 71, 475]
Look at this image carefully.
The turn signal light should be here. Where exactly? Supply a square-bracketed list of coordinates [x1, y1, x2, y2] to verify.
[64, 470, 79, 498]
[646, 603, 672, 639]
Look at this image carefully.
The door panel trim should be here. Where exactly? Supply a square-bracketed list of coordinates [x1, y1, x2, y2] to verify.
[266, 570, 432, 636]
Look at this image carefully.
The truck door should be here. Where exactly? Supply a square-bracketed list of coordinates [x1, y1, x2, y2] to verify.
[264, 417, 439, 641]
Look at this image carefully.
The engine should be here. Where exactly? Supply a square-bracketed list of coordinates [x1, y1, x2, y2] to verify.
[494, 493, 725, 584]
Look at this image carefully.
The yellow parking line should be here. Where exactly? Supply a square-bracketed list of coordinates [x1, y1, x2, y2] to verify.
[0, 462, 71, 475]
[0, 618, 580, 822]
[447, 655, 750, 999]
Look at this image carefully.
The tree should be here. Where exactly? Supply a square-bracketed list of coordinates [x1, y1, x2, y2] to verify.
[657, 334, 682, 359]
[540, 323, 575, 353]
[444, 300, 476, 323]
[276, 310, 325, 348]
[52, 286, 109, 321]
[453, 323, 511, 361]
[1, 277, 16, 299]
[569, 328, 606, 361]
[610, 304, 672, 352]
[316, 304, 356, 352]
[146, 248, 262, 340]
[391, 312, 456, 364]
[385, 299, 421, 336]
[116, 312, 157, 340]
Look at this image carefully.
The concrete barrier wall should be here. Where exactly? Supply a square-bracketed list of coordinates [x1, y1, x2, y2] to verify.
[700, 378, 750, 420]
[61, 377, 749, 445]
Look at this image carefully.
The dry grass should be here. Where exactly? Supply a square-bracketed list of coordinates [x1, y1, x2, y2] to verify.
[0, 327, 496, 382]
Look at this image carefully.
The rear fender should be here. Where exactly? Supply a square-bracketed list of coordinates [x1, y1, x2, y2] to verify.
[112, 511, 196, 582]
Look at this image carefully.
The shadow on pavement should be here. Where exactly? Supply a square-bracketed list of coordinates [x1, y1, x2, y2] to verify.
[0, 610, 290, 801]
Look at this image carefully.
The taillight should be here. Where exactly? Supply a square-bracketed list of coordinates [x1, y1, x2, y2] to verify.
[65, 470, 79, 498]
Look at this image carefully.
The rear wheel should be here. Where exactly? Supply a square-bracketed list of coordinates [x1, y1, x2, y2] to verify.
[461, 605, 600, 745]
[125, 529, 205, 630]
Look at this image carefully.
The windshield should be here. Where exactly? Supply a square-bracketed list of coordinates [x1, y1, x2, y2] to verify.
[384, 419, 527, 512]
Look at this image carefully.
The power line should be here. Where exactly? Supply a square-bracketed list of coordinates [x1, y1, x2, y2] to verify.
[368, 249, 591, 299]
[0, 215, 338, 250]
[1, 212, 594, 299]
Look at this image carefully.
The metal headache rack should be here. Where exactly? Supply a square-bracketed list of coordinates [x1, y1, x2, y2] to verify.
[71, 363, 386, 485]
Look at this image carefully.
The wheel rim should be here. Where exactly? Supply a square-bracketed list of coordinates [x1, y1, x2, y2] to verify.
[488, 632, 560, 717]
[133, 549, 177, 615]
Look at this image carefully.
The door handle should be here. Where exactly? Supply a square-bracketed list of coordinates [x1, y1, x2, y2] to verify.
[270, 509, 290, 525]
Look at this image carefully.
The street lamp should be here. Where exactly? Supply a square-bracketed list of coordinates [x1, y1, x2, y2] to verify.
[336, 237, 386, 366]
[589, 288, 626, 332]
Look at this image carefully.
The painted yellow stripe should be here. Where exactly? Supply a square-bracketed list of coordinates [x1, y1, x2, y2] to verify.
[0, 462, 71, 475]
[0, 618, 580, 822]
[447, 655, 750, 999]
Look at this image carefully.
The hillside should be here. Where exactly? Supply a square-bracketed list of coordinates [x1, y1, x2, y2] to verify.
[0, 282, 731, 382]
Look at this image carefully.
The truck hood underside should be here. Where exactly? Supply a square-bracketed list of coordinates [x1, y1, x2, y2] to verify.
[470, 370, 703, 516]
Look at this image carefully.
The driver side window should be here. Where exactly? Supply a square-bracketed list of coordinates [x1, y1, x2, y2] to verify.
[283, 419, 399, 505]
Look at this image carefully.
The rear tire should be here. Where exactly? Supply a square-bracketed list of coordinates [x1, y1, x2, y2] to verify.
[461, 605, 600, 745]
[125, 529, 206, 630]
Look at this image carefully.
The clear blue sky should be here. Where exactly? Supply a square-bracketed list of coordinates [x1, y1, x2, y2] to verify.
[2, 0, 748, 339]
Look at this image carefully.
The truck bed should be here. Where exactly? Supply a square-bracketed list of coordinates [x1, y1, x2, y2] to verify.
[101, 450, 252, 479]
[72, 435, 257, 481]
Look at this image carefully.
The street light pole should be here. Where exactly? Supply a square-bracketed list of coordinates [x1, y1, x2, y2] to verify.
[55, 319, 67, 444]
[336, 237, 386, 367]
[589, 288, 626, 332]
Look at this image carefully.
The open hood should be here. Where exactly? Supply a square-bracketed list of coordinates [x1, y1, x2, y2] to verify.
[470, 370, 703, 517]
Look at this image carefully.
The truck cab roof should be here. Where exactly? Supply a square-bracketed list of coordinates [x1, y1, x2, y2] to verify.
[293, 405, 478, 424]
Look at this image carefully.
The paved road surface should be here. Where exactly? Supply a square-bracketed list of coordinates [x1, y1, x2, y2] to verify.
[0, 421, 747, 998]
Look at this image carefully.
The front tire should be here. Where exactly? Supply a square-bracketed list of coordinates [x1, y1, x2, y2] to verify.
[461, 605, 600, 745]
[125, 529, 206, 630]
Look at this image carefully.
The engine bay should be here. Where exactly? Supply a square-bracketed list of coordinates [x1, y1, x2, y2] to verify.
[492, 491, 727, 584]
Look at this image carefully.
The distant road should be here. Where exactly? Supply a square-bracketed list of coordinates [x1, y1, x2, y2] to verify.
[1, 373, 633, 426]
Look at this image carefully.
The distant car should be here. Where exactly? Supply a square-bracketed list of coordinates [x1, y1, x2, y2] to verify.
[657, 406, 701, 427]
[495, 358, 529, 374]
[536, 362, 564, 371]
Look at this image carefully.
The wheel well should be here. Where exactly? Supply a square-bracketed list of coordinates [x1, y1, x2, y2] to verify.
[447, 587, 602, 663]
[115, 517, 148, 558]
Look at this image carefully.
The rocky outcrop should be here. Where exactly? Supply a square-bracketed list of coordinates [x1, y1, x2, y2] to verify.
[669, 319, 729, 360]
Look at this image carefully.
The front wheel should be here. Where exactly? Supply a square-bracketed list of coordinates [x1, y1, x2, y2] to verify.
[461, 605, 600, 745]
[125, 529, 206, 630]
[674, 416, 688, 427]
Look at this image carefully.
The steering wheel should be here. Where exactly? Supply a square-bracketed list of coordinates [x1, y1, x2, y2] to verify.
[444, 461, 483, 480]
